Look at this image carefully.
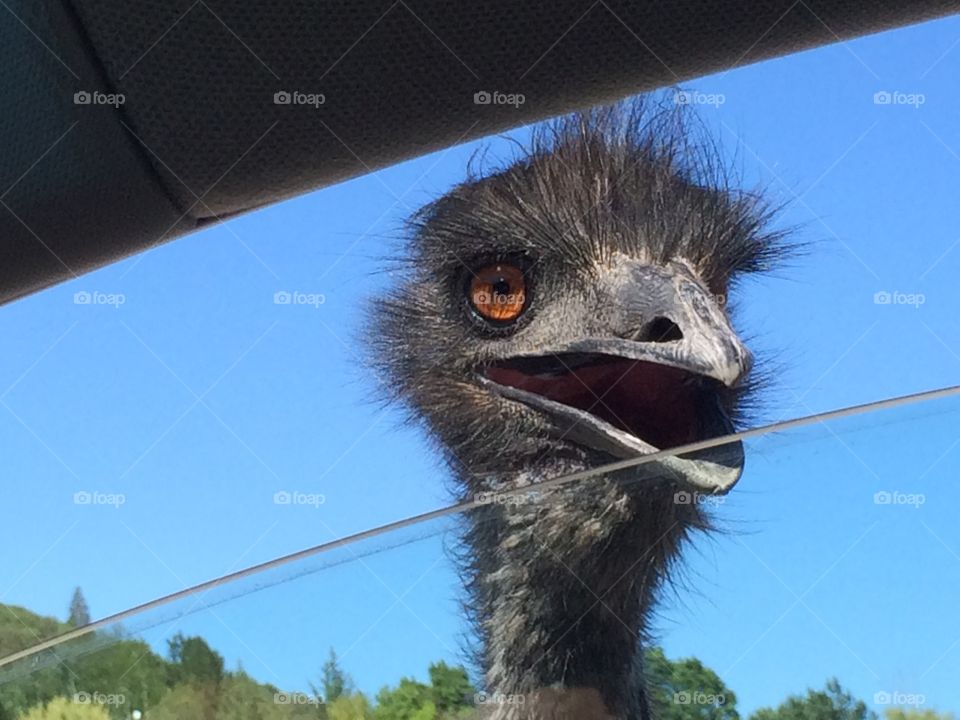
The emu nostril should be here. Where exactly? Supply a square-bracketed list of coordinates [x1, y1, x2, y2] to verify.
[639, 316, 683, 343]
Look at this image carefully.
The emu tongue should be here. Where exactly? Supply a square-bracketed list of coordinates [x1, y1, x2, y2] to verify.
[485, 356, 700, 450]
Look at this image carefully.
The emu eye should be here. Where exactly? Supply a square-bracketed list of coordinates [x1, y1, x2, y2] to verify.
[468, 263, 528, 324]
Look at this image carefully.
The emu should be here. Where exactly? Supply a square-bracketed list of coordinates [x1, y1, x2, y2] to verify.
[369, 98, 783, 720]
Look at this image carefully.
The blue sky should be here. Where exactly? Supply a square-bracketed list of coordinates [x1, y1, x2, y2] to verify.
[2, 12, 960, 716]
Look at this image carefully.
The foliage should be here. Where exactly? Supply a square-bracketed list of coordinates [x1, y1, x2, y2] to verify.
[426, 662, 473, 715]
[18, 697, 110, 720]
[645, 646, 739, 720]
[374, 678, 434, 720]
[0, 605, 68, 657]
[749, 679, 877, 720]
[320, 649, 351, 704]
[0, 597, 913, 720]
[72, 636, 169, 714]
[327, 693, 373, 720]
[67, 590, 91, 628]
[167, 633, 225, 688]
[144, 683, 211, 720]
[885, 710, 955, 720]
[372, 664, 477, 720]
[0, 609, 167, 720]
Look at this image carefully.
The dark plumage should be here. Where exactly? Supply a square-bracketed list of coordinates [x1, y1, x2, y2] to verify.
[368, 97, 786, 720]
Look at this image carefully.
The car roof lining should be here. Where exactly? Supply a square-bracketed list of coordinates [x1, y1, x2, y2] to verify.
[1, 1, 957, 305]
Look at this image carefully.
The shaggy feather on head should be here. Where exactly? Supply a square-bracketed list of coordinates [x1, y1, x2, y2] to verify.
[367, 95, 787, 720]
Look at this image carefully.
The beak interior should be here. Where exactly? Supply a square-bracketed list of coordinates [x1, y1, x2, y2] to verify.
[484, 353, 727, 451]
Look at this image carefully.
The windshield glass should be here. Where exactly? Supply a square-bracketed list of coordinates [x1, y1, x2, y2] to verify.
[2, 388, 959, 716]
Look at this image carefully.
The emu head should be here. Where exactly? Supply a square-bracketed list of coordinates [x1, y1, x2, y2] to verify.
[369, 100, 782, 719]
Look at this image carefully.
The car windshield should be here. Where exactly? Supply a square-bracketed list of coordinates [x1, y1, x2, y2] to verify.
[2, 387, 959, 717]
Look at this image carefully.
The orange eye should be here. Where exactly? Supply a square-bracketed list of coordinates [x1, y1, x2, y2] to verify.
[469, 264, 528, 323]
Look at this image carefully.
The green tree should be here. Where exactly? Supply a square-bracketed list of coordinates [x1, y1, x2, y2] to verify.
[0, 604, 69, 657]
[645, 647, 739, 720]
[366, 661, 476, 720]
[167, 633, 225, 688]
[147, 684, 211, 720]
[410, 701, 437, 720]
[327, 693, 373, 720]
[373, 679, 434, 720]
[67, 589, 91, 628]
[0, 604, 169, 720]
[0, 603, 74, 717]
[317, 649, 352, 705]
[19, 696, 110, 720]
[216, 672, 297, 720]
[749, 679, 877, 720]
[885, 710, 955, 720]
[160, 635, 225, 720]
[426, 662, 474, 715]
[71, 635, 169, 716]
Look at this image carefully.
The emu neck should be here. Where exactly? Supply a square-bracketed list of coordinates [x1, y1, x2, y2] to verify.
[466, 463, 690, 720]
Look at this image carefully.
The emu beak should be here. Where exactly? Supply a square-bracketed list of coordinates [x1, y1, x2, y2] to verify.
[481, 260, 749, 493]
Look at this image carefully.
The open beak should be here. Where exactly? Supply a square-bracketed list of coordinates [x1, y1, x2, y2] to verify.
[479, 260, 750, 493]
